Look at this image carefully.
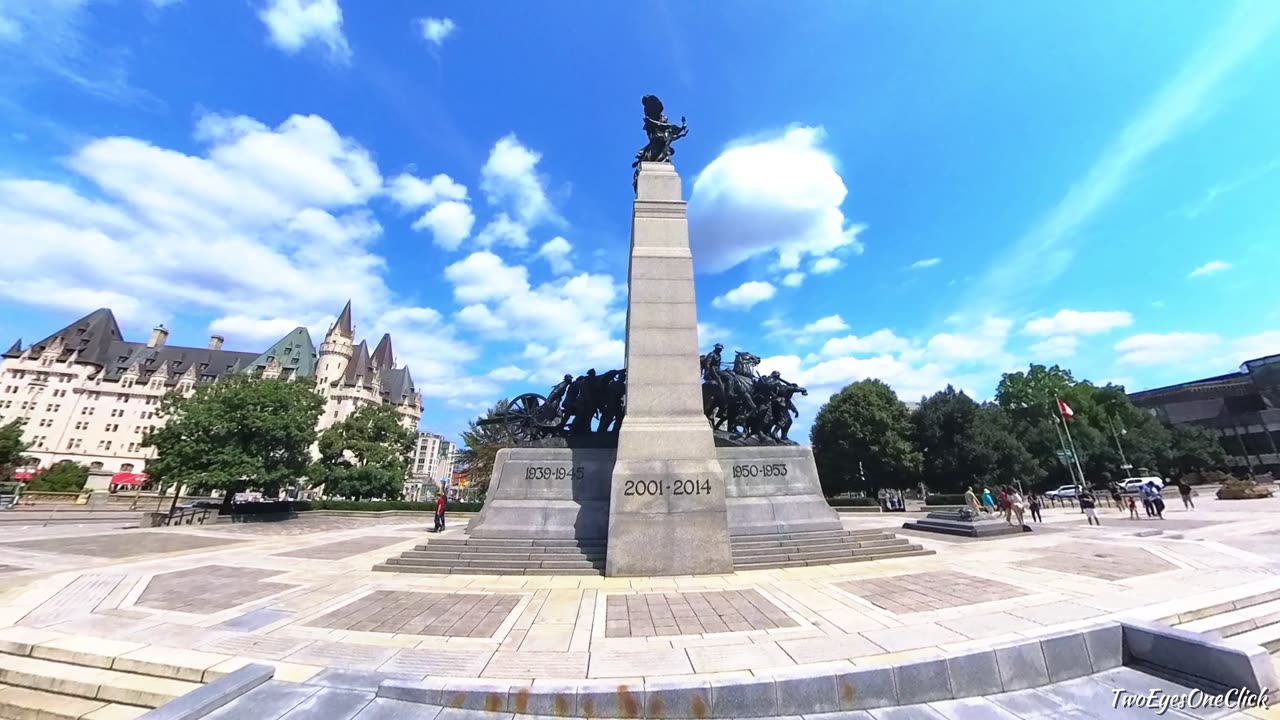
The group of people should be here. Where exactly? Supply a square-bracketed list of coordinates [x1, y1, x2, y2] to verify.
[964, 485, 1040, 527]
[962, 477, 1196, 529]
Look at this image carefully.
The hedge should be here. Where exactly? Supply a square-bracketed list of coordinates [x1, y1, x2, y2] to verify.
[826, 497, 879, 507]
[925, 494, 968, 506]
[293, 499, 486, 513]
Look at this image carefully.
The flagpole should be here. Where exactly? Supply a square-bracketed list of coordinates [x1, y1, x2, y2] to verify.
[1108, 416, 1132, 478]
[1057, 397, 1088, 488]
[1049, 399, 1078, 485]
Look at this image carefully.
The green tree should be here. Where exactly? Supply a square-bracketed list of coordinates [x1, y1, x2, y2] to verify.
[811, 379, 921, 496]
[311, 403, 415, 500]
[911, 387, 1043, 493]
[0, 419, 30, 480]
[143, 375, 324, 512]
[1166, 423, 1227, 476]
[454, 404, 515, 498]
[27, 460, 89, 492]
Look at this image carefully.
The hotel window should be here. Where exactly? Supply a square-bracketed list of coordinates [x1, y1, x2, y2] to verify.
[21, 402, 33, 410]
[106, 423, 119, 432]
[121, 378, 134, 388]
[9, 371, 23, 379]
[111, 409, 124, 417]
[66, 438, 81, 450]
[88, 392, 100, 400]
[34, 372, 48, 382]
[75, 422, 87, 430]
[89, 461, 103, 470]
[81, 407, 95, 415]
[46, 403, 59, 412]
[121, 463, 134, 472]
[97, 440, 111, 450]
[38, 419, 52, 428]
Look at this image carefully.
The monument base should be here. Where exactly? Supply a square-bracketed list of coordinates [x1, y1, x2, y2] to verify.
[466, 448, 614, 541]
[902, 510, 1032, 538]
[467, 445, 842, 544]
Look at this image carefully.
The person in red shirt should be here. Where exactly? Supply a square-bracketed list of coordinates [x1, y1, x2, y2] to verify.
[433, 492, 446, 533]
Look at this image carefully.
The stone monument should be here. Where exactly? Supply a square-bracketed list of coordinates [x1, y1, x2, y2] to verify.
[458, 95, 847, 576]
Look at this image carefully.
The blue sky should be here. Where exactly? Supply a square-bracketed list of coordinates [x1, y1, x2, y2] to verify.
[1, 0, 1278, 442]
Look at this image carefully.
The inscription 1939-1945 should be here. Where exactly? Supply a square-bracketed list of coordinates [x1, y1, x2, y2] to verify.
[623, 479, 713, 497]
[731, 463, 789, 479]
[524, 466, 586, 481]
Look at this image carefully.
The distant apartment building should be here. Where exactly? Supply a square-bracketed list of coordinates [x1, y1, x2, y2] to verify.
[1129, 353, 1280, 476]
[405, 431, 457, 501]
[1, 302, 423, 485]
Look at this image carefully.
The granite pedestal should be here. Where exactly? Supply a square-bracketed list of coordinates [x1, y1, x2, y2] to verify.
[902, 510, 1031, 538]
[466, 448, 613, 541]
[605, 161, 734, 577]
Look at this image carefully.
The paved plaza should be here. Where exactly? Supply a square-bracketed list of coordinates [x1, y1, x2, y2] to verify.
[0, 499, 1279, 717]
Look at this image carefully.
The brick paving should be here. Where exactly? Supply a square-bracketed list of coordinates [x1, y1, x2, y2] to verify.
[275, 536, 412, 560]
[304, 590, 521, 638]
[1019, 543, 1177, 581]
[3, 532, 240, 558]
[836, 570, 1028, 613]
[137, 565, 294, 613]
[603, 589, 797, 637]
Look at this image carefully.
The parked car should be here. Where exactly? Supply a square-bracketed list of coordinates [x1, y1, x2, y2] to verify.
[1120, 477, 1165, 494]
[1044, 484, 1080, 499]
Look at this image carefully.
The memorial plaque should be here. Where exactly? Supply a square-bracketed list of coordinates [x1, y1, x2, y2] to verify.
[718, 445, 843, 537]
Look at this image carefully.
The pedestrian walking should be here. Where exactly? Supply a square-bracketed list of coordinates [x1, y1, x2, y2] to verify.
[999, 487, 1012, 524]
[1177, 478, 1195, 510]
[1109, 483, 1124, 511]
[981, 487, 996, 514]
[1029, 493, 1043, 523]
[1080, 488, 1100, 526]
[964, 485, 982, 515]
[1010, 489, 1027, 527]
[1147, 482, 1166, 519]
[1127, 495, 1139, 519]
[433, 492, 447, 532]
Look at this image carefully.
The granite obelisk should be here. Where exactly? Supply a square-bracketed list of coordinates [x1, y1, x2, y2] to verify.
[605, 160, 734, 576]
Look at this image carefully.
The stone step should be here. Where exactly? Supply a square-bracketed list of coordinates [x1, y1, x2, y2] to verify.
[734, 546, 934, 570]
[1226, 620, 1280, 654]
[729, 534, 895, 551]
[1180, 599, 1280, 638]
[0, 653, 200, 708]
[403, 549, 605, 561]
[386, 556, 603, 571]
[734, 543, 915, 564]
[0, 685, 148, 720]
[413, 544, 603, 555]
[426, 537, 604, 548]
[729, 529, 887, 545]
[731, 537, 908, 557]
[372, 563, 601, 576]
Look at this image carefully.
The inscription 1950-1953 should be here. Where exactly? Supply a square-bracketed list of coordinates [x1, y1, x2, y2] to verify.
[524, 466, 586, 481]
[731, 463, 789, 478]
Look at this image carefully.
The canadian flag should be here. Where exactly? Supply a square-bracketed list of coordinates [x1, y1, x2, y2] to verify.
[1058, 399, 1075, 420]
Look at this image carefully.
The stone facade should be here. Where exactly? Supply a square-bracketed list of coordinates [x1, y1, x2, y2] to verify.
[0, 302, 422, 476]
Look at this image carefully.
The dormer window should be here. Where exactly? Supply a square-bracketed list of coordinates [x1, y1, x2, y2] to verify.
[283, 347, 292, 356]
[117, 356, 129, 363]
[199, 363, 209, 371]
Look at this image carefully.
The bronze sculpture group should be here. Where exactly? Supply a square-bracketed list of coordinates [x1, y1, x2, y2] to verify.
[632, 94, 688, 194]
[483, 344, 806, 445]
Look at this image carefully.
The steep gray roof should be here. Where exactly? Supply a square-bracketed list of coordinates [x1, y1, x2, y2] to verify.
[3, 339, 21, 358]
[371, 333, 394, 369]
[382, 367, 417, 406]
[342, 341, 371, 387]
[99, 341, 260, 386]
[333, 300, 354, 337]
[22, 308, 124, 365]
[246, 327, 317, 379]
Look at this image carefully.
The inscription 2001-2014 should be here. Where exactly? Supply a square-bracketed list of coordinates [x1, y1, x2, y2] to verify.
[623, 479, 713, 497]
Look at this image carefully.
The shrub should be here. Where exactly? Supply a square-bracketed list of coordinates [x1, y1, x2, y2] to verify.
[295, 499, 485, 513]
[226, 500, 295, 516]
[827, 497, 878, 507]
[925, 494, 968, 506]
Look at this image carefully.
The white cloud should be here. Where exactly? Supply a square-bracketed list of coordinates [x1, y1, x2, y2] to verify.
[1028, 335, 1079, 359]
[1114, 332, 1220, 366]
[688, 126, 864, 273]
[697, 322, 732, 347]
[817, 329, 913, 358]
[810, 256, 842, 274]
[910, 257, 941, 269]
[961, 2, 1280, 317]
[801, 314, 849, 334]
[412, 200, 475, 250]
[444, 251, 624, 382]
[486, 365, 528, 382]
[1023, 309, 1133, 336]
[0, 14, 21, 42]
[474, 212, 531, 249]
[416, 17, 456, 47]
[923, 317, 1014, 365]
[712, 281, 776, 311]
[480, 134, 556, 226]
[538, 236, 573, 274]
[781, 272, 805, 288]
[258, 0, 350, 63]
[1188, 260, 1232, 278]
[208, 314, 317, 346]
[388, 173, 467, 209]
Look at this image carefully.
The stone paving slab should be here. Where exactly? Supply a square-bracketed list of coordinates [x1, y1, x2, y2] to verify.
[277, 537, 416, 560]
[2, 532, 242, 558]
